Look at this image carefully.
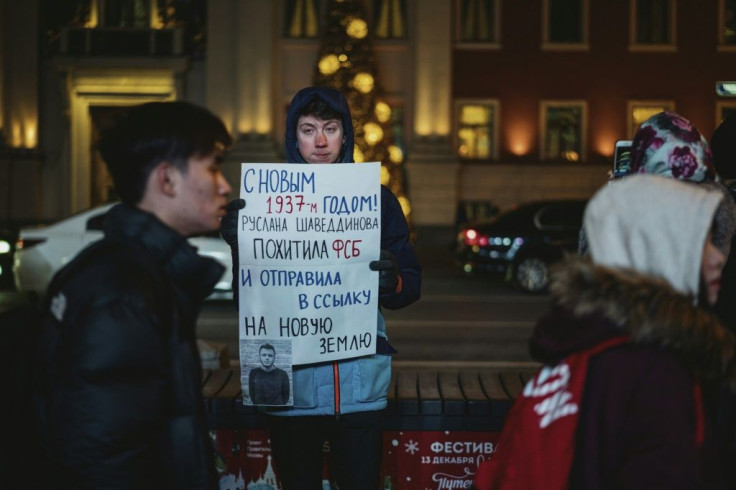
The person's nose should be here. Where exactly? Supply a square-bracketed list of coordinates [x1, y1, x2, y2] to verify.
[219, 173, 232, 196]
[315, 132, 327, 147]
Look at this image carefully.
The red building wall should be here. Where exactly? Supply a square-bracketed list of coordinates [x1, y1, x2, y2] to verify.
[453, 0, 734, 164]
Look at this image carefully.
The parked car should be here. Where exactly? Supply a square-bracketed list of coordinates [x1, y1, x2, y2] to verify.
[13, 203, 233, 299]
[455, 199, 587, 293]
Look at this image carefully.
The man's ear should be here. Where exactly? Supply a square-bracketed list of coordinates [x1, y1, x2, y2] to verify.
[153, 161, 177, 197]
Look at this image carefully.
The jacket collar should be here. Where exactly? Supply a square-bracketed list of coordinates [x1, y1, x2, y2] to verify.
[104, 203, 224, 301]
[531, 257, 736, 386]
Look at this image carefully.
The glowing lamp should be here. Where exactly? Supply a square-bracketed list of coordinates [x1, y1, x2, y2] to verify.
[398, 196, 411, 217]
[363, 122, 383, 145]
[375, 102, 392, 123]
[388, 145, 403, 163]
[351, 73, 374, 94]
[318, 54, 341, 75]
[353, 145, 365, 163]
[380, 165, 390, 185]
[346, 18, 368, 39]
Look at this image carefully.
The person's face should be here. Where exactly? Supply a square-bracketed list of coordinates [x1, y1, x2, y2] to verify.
[296, 115, 343, 164]
[169, 149, 231, 236]
[259, 348, 275, 368]
[701, 230, 726, 306]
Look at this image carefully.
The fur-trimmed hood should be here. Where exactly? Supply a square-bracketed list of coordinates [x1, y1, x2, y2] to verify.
[530, 257, 736, 387]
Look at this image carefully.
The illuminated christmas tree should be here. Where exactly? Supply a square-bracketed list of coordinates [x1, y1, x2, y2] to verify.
[313, 0, 411, 220]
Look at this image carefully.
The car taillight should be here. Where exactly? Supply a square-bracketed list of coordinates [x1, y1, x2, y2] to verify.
[463, 229, 489, 246]
[15, 237, 46, 250]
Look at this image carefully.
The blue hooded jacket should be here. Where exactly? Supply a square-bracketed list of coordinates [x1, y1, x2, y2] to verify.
[269, 86, 422, 416]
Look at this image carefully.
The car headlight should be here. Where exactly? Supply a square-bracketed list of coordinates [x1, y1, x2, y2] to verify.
[0, 239, 10, 254]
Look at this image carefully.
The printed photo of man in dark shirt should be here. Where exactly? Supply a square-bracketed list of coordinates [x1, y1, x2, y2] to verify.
[248, 343, 290, 405]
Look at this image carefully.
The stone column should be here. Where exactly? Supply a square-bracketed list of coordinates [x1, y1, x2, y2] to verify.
[406, 0, 458, 226]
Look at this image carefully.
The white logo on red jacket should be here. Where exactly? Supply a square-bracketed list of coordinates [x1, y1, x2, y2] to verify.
[523, 363, 579, 428]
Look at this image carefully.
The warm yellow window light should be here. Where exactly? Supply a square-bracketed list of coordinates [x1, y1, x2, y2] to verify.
[363, 122, 384, 145]
[352, 73, 374, 94]
[375, 101, 392, 123]
[346, 18, 368, 39]
[461, 105, 490, 125]
[318, 54, 341, 75]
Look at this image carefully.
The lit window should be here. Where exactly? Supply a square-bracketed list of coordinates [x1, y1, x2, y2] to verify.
[719, 0, 736, 46]
[541, 101, 587, 162]
[630, 0, 676, 50]
[285, 0, 320, 38]
[627, 100, 675, 138]
[456, 101, 498, 160]
[457, 0, 500, 44]
[542, 0, 588, 49]
[374, 0, 406, 39]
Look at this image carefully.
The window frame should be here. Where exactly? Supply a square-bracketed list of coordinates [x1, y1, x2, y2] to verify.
[717, 100, 736, 126]
[629, 0, 677, 52]
[455, 0, 502, 50]
[283, 0, 323, 39]
[626, 99, 675, 138]
[454, 98, 500, 161]
[539, 100, 588, 162]
[373, 0, 408, 40]
[541, 0, 589, 51]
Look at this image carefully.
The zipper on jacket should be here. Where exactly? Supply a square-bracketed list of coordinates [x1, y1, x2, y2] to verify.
[333, 361, 341, 418]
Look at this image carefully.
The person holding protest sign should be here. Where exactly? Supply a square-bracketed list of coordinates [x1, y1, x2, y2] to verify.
[249, 343, 291, 405]
[221, 86, 421, 489]
[34, 101, 232, 488]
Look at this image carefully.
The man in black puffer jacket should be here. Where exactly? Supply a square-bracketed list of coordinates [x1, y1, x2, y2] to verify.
[34, 102, 233, 489]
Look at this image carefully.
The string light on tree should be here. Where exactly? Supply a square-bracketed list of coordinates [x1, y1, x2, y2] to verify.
[312, 0, 412, 221]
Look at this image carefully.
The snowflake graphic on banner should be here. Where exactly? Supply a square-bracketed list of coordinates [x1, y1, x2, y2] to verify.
[404, 439, 419, 455]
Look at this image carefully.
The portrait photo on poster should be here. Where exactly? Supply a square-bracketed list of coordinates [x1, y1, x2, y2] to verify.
[240, 338, 293, 406]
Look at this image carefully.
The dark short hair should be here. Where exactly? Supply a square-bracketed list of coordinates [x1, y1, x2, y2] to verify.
[98, 101, 232, 205]
[298, 95, 342, 122]
[259, 343, 275, 354]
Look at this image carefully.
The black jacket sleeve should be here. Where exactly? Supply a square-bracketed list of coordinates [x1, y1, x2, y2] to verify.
[379, 185, 421, 310]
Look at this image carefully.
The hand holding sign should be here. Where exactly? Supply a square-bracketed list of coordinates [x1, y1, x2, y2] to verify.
[370, 249, 399, 293]
[220, 199, 246, 247]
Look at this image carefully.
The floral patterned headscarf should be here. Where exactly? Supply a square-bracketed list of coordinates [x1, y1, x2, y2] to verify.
[630, 111, 717, 182]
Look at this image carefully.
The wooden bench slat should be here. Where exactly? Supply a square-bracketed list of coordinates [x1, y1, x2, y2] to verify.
[397, 371, 419, 415]
[201, 368, 212, 386]
[519, 369, 538, 387]
[386, 368, 398, 413]
[201, 368, 232, 399]
[479, 371, 513, 416]
[500, 371, 524, 400]
[458, 372, 491, 416]
[418, 371, 442, 415]
[218, 367, 243, 398]
[438, 372, 465, 416]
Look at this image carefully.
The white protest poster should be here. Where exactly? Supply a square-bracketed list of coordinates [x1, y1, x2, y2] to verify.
[237, 162, 381, 371]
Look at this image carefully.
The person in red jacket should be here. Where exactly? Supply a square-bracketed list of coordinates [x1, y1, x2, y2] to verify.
[476, 175, 736, 490]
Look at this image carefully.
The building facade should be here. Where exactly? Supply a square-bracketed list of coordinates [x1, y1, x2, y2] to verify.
[2, 0, 735, 226]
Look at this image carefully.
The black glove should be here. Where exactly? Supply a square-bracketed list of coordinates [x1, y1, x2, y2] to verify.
[220, 199, 245, 248]
[369, 249, 399, 294]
